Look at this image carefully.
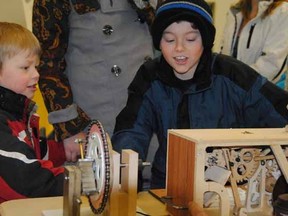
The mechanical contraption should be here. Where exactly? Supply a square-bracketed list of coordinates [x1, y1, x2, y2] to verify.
[63, 120, 139, 216]
[164, 128, 288, 216]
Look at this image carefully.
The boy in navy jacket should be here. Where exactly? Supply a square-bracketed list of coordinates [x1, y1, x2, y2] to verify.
[112, 0, 288, 189]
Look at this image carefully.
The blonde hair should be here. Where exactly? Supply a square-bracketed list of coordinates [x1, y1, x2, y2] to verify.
[0, 22, 41, 69]
[233, 0, 288, 19]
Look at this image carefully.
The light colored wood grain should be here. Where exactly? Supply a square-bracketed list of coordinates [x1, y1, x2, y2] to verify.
[166, 128, 287, 216]
[0, 192, 169, 216]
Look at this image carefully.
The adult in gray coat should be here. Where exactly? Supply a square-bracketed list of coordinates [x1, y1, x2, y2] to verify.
[33, 0, 155, 161]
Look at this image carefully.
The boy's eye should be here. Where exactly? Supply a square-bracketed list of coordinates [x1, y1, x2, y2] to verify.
[164, 38, 175, 43]
[187, 37, 197, 42]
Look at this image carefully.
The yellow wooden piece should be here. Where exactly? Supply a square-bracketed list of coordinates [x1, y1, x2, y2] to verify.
[33, 88, 53, 135]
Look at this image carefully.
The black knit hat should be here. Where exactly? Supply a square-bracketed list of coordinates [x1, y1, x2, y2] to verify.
[151, 0, 216, 50]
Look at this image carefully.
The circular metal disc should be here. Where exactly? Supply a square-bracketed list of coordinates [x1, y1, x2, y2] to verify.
[85, 120, 112, 214]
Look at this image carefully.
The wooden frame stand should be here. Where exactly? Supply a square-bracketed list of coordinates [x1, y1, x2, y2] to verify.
[107, 149, 138, 216]
[63, 149, 138, 216]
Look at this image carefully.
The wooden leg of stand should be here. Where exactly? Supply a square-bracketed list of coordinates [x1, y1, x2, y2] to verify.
[207, 182, 230, 216]
[223, 149, 243, 215]
[121, 149, 138, 216]
[63, 166, 82, 216]
[107, 150, 138, 216]
[107, 151, 121, 215]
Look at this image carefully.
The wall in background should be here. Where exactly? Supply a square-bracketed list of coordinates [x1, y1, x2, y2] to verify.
[0, 0, 27, 28]
[207, 0, 237, 52]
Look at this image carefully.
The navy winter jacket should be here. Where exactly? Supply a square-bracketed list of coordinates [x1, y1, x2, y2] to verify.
[112, 53, 288, 188]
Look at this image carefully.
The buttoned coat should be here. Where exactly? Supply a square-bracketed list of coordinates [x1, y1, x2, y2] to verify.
[33, 0, 154, 139]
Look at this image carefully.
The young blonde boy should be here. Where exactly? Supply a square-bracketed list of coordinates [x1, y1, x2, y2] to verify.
[0, 22, 66, 203]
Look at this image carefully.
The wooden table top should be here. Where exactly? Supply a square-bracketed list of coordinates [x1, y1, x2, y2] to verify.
[0, 191, 169, 216]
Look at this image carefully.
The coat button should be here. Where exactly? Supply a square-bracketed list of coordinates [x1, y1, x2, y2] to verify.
[102, 25, 113, 35]
[111, 65, 121, 76]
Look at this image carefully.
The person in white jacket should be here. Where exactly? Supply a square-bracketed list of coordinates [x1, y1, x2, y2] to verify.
[220, 0, 288, 87]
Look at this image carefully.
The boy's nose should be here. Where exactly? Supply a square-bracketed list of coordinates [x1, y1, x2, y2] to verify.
[175, 41, 184, 52]
[33, 67, 40, 79]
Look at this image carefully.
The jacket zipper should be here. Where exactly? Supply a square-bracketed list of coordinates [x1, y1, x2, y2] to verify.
[27, 111, 35, 148]
[273, 57, 287, 81]
[247, 24, 256, 49]
[231, 14, 238, 55]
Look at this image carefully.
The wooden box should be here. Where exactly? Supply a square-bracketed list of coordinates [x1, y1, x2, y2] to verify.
[166, 128, 288, 216]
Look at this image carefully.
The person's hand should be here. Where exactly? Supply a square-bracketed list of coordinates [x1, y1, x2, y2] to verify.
[188, 201, 208, 216]
[63, 132, 86, 162]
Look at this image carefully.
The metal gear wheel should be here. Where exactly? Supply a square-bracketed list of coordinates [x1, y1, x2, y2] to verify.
[84, 120, 112, 214]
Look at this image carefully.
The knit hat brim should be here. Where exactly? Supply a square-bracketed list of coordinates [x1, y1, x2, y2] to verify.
[151, 0, 216, 51]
